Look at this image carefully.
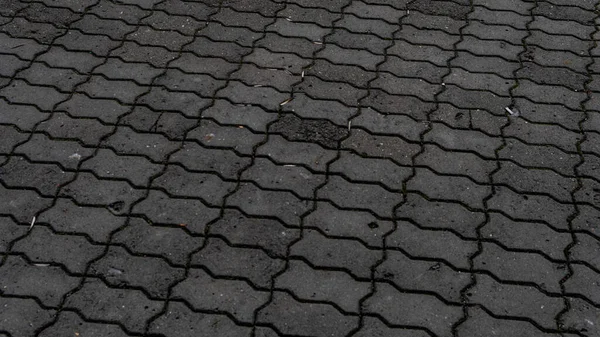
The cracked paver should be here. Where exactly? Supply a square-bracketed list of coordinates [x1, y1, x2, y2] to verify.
[1, 0, 600, 336]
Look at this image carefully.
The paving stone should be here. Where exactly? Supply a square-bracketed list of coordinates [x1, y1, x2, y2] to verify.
[396, 193, 485, 238]
[142, 10, 205, 35]
[281, 93, 356, 126]
[0, 54, 29, 78]
[214, 7, 273, 30]
[187, 119, 264, 155]
[318, 43, 385, 70]
[338, 14, 396, 38]
[269, 113, 348, 149]
[457, 306, 567, 337]
[474, 242, 567, 293]
[425, 123, 502, 158]
[353, 316, 431, 337]
[103, 126, 181, 162]
[0, 155, 74, 197]
[257, 135, 337, 172]
[364, 282, 463, 337]
[319, 175, 403, 217]
[0, 184, 53, 223]
[124, 109, 186, 139]
[90, 246, 185, 298]
[72, 14, 136, 40]
[111, 41, 179, 68]
[133, 190, 220, 232]
[77, 76, 147, 104]
[39, 311, 129, 337]
[210, 209, 300, 257]
[54, 30, 121, 57]
[330, 151, 411, 191]
[488, 186, 574, 231]
[346, 1, 406, 23]
[128, 26, 193, 51]
[245, 47, 312, 75]
[0, 255, 80, 307]
[498, 138, 580, 176]
[1, 17, 65, 44]
[290, 229, 382, 279]
[276, 260, 370, 313]
[257, 291, 359, 337]
[306, 202, 394, 247]
[12, 225, 104, 273]
[217, 80, 291, 110]
[112, 217, 202, 266]
[242, 157, 325, 198]
[380, 56, 447, 83]
[94, 58, 163, 85]
[257, 32, 321, 59]
[494, 161, 577, 202]
[64, 279, 162, 333]
[0, 100, 48, 132]
[149, 302, 252, 337]
[227, 182, 311, 226]
[468, 274, 564, 329]
[342, 129, 421, 165]
[514, 98, 585, 130]
[464, 21, 528, 44]
[203, 99, 278, 132]
[154, 165, 235, 205]
[170, 52, 238, 78]
[481, 213, 571, 260]
[1, 79, 68, 110]
[0, 297, 56, 337]
[90, 1, 150, 23]
[452, 51, 519, 78]
[387, 220, 478, 269]
[192, 237, 286, 288]
[376, 249, 470, 302]
[416, 144, 496, 183]
[279, 3, 342, 26]
[37, 197, 126, 243]
[0, 32, 46, 60]
[408, 168, 491, 209]
[371, 73, 439, 101]
[388, 40, 454, 67]
[60, 172, 146, 213]
[525, 47, 589, 74]
[173, 268, 269, 322]
[14, 133, 94, 170]
[81, 148, 163, 187]
[296, 76, 367, 106]
[37, 112, 112, 146]
[231, 63, 298, 92]
[56, 93, 130, 123]
[170, 141, 251, 180]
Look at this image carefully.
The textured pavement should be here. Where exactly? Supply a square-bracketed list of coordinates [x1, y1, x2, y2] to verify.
[1, 0, 600, 336]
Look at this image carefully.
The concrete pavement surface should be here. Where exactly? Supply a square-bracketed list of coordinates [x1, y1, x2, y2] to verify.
[1, 0, 600, 336]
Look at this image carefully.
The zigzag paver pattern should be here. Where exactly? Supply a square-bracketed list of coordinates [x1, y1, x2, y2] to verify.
[1, 0, 600, 336]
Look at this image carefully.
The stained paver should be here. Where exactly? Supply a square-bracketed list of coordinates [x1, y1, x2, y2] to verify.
[1, 0, 599, 336]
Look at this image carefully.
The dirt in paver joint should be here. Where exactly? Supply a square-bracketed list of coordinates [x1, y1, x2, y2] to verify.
[1, 0, 600, 336]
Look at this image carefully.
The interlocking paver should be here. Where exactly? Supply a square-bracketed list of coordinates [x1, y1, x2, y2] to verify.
[3, 0, 600, 335]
